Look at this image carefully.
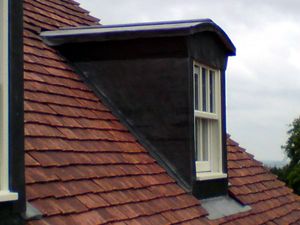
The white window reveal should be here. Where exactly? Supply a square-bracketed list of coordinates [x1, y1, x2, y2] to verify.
[194, 62, 227, 180]
[0, 0, 18, 202]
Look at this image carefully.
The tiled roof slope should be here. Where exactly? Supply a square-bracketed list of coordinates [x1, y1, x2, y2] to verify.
[24, 1, 209, 225]
[220, 138, 300, 225]
[24, 0, 300, 224]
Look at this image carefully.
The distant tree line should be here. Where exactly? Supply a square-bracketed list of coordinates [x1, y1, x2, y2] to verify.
[270, 117, 300, 195]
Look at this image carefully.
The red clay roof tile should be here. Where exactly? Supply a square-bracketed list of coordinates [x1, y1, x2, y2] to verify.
[24, 1, 300, 224]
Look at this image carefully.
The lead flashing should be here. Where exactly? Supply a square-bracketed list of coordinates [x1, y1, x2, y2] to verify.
[201, 196, 251, 220]
[24, 202, 43, 220]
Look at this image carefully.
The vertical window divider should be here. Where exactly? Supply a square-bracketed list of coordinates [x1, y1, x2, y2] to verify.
[208, 120, 212, 167]
[199, 119, 202, 160]
[207, 69, 210, 114]
[199, 67, 203, 111]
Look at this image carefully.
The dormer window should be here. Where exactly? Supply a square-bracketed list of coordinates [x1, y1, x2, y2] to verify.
[194, 62, 226, 180]
[41, 19, 236, 198]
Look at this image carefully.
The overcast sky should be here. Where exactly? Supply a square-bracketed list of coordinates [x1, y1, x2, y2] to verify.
[76, 0, 300, 161]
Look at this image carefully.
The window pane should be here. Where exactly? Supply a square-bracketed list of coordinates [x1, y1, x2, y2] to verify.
[202, 68, 207, 112]
[195, 118, 209, 162]
[195, 118, 200, 160]
[201, 119, 209, 161]
[194, 66, 199, 110]
[209, 70, 215, 113]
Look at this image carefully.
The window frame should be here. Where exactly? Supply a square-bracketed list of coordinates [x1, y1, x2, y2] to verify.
[0, 0, 18, 202]
[193, 61, 227, 181]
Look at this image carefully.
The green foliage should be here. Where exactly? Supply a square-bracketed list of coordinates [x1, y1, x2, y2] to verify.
[287, 164, 300, 194]
[270, 116, 300, 195]
[270, 165, 288, 183]
[283, 117, 300, 167]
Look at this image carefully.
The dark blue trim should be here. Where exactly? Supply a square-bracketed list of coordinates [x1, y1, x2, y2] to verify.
[64, 18, 213, 30]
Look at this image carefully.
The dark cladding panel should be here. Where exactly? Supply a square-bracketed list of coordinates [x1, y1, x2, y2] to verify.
[221, 70, 228, 174]
[57, 37, 195, 188]
[58, 36, 188, 61]
[188, 32, 229, 70]
[9, 0, 25, 209]
[75, 56, 194, 186]
[193, 178, 228, 199]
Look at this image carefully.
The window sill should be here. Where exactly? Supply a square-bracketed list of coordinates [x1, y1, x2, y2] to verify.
[196, 172, 227, 181]
[0, 191, 18, 202]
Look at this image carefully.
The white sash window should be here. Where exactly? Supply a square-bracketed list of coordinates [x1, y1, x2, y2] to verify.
[194, 62, 227, 180]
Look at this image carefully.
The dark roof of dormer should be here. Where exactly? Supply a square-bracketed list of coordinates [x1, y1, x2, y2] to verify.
[41, 19, 236, 55]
